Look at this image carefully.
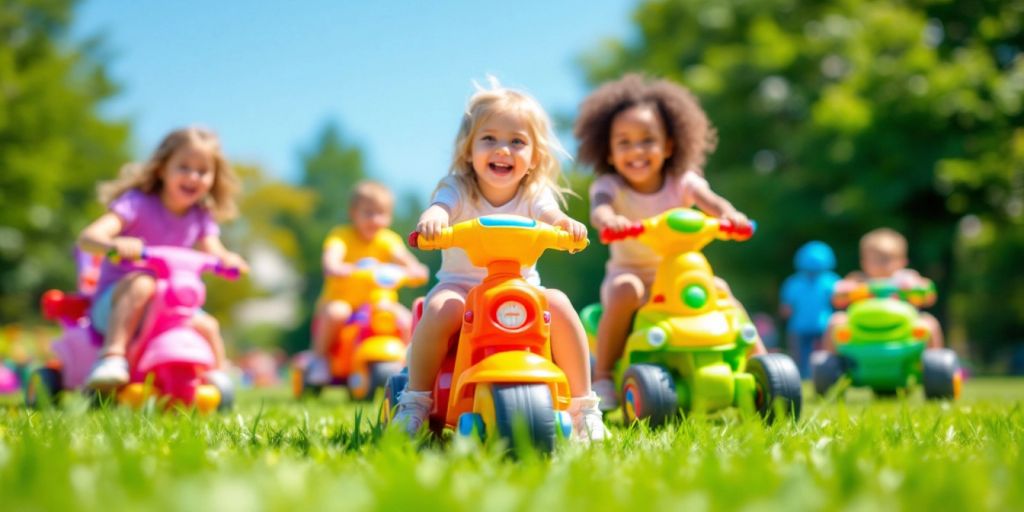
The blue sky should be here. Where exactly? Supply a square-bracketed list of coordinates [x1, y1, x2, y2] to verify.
[72, 1, 636, 202]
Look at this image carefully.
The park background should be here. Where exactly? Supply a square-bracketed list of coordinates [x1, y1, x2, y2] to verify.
[1, 0, 1022, 371]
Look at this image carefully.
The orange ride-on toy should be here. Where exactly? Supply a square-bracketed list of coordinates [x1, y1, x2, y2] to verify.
[382, 215, 586, 452]
[581, 208, 802, 426]
[294, 257, 425, 400]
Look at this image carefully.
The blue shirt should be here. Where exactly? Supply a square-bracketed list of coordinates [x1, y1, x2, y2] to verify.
[780, 270, 840, 335]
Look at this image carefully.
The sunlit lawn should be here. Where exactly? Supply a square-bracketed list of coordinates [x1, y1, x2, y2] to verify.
[0, 378, 1021, 511]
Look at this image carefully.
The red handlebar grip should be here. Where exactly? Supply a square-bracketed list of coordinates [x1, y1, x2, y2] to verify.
[408, 231, 420, 249]
[719, 219, 756, 240]
[600, 223, 644, 244]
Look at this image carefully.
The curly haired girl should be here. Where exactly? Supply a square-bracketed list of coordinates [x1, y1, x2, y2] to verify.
[574, 74, 764, 411]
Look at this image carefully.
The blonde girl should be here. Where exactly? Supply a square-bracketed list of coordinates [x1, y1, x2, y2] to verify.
[393, 80, 608, 442]
[78, 127, 248, 388]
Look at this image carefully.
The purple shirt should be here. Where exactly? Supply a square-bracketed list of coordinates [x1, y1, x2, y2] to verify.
[95, 189, 219, 294]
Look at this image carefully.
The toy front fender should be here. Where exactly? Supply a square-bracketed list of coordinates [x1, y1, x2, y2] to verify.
[352, 335, 406, 369]
[451, 351, 570, 408]
[135, 328, 215, 375]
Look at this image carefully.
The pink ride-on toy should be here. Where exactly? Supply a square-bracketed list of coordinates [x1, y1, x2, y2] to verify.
[27, 246, 239, 413]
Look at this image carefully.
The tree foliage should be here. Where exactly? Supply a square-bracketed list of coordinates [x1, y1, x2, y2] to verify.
[0, 0, 130, 321]
[579, 0, 1023, 358]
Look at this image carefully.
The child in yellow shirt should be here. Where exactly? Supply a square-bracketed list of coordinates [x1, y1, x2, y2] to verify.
[307, 181, 428, 384]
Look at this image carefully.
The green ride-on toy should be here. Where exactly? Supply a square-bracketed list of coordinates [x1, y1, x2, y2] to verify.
[582, 208, 802, 427]
[812, 279, 962, 399]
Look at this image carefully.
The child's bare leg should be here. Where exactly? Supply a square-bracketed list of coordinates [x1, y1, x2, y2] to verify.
[544, 289, 591, 397]
[920, 312, 945, 348]
[714, 277, 767, 356]
[822, 312, 847, 353]
[407, 284, 466, 391]
[191, 312, 227, 369]
[313, 300, 352, 356]
[595, 274, 645, 381]
[104, 274, 156, 356]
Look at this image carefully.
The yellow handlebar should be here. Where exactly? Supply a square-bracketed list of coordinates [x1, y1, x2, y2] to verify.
[410, 215, 587, 267]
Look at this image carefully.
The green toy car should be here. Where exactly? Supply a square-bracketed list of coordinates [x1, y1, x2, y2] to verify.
[812, 279, 961, 399]
[583, 209, 802, 426]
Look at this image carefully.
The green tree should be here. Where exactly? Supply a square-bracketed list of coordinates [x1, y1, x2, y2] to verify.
[580, 0, 1023, 360]
[0, 0, 130, 321]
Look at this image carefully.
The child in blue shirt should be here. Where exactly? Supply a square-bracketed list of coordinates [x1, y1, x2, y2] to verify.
[780, 241, 840, 377]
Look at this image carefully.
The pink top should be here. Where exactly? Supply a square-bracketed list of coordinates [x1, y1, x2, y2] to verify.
[590, 171, 709, 272]
[95, 189, 219, 294]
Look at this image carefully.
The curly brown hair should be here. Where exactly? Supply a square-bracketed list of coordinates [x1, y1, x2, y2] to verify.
[574, 73, 717, 177]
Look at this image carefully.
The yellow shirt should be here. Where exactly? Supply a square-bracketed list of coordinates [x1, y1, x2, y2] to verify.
[319, 225, 405, 305]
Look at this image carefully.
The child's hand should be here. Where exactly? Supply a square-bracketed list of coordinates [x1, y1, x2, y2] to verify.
[112, 236, 145, 260]
[596, 213, 634, 234]
[220, 251, 250, 274]
[416, 218, 449, 240]
[409, 263, 430, 282]
[554, 217, 588, 242]
[721, 209, 751, 229]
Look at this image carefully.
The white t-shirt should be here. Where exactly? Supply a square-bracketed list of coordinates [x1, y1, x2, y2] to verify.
[432, 175, 561, 286]
[590, 171, 710, 272]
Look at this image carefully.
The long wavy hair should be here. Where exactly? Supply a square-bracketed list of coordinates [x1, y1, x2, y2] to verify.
[440, 78, 572, 207]
[97, 126, 239, 220]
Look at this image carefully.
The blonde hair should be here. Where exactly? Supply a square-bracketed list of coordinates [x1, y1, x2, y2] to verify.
[349, 180, 394, 212]
[440, 78, 572, 207]
[860, 228, 907, 258]
[97, 126, 239, 220]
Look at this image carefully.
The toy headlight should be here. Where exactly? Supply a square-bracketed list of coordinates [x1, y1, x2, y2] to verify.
[495, 300, 528, 330]
[647, 326, 667, 347]
[740, 323, 759, 343]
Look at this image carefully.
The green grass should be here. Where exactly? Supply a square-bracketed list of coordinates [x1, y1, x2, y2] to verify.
[1, 379, 1022, 511]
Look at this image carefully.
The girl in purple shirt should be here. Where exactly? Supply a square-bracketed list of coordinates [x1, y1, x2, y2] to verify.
[78, 127, 248, 389]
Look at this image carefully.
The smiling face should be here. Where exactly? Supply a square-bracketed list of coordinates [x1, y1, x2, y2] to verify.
[159, 142, 216, 214]
[608, 104, 673, 194]
[469, 110, 537, 205]
[350, 195, 393, 242]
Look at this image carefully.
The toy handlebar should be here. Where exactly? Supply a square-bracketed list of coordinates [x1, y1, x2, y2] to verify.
[408, 215, 588, 269]
[106, 246, 241, 280]
[408, 229, 451, 251]
[834, 279, 937, 308]
[718, 219, 757, 240]
[600, 223, 644, 244]
[599, 215, 756, 244]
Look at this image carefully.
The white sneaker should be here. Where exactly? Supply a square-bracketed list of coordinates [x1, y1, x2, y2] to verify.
[392, 389, 433, 437]
[86, 355, 129, 389]
[593, 378, 619, 412]
[568, 392, 609, 443]
[305, 356, 331, 386]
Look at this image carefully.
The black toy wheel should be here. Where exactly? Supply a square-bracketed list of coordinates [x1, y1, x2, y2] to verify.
[351, 361, 403, 402]
[749, 354, 803, 422]
[811, 351, 845, 397]
[25, 367, 63, 408]
[922, 348, 961, 400]
[621, 364, 678, 427]
[483, 383, 557, 454]
[380, 369, 408, 425]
